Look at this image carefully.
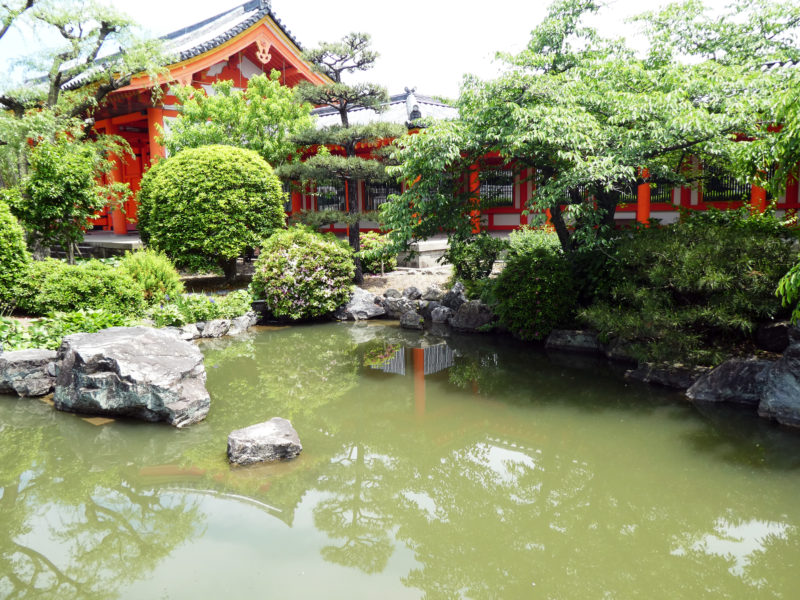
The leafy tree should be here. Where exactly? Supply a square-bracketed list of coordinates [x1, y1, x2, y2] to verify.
[160, 71, 314, 168]
[0, 199, 30, 309]
[12, 139, 127, 262]
[383, 0, 799, 258]
[277, 32, 404, 284]
[0, 0, 165, 258]
[137, 145, 285, 281]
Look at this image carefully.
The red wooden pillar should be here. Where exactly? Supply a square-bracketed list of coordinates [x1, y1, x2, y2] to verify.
[106, 124, 128, 235]
[412, 347, 425, 416]
[291, 186, 302, 214]
[751, 185, 768, 213]
[786, 168, 799, 210]
[469, 164, 481, 233]
[637, 168, 651, 224]
[146, 107, 166, 165]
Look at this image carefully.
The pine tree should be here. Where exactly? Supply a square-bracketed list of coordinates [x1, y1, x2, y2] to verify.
[278, 33, 405, 284]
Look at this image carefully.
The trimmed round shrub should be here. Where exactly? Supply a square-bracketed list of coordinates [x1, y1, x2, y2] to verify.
[250, 227, 354, 320]
[0, 199, 31, 308]
[359, 231, 397, 274]
[491, 248, 577, 341]
[137, 145, 286, 279]
[119, 249, 184, 306]
[15, 259, 146, 316]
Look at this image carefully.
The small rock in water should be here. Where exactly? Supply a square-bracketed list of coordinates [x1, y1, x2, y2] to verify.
[400, 311, 425, 330]
[0, 349, 58, 397]
[228, 417, 302, 465]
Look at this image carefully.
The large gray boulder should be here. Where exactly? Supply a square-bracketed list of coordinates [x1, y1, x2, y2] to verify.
[545, 330, 604, 356]
[755, 321, 791, 353]
[400, 311, 424, 330]
[759, 328, 800, 427]
[227, 311, 259, 336]
[421, 285, 444, 302]
[441, 282, 467, 311]
[449, 300, 494, 333]
[335, 287, 386, 321]
[0, 349, 58, 397]
[402, 286, 422, 300]
[197, 319, 230, 339]
[625, 363, 710, 390]
[419, 300, 441, 320]
[53, 327, 210, 428]
[686, 358, 772, 405]
[383, 297, 416, 319]
[227, 417, 302, 465]
[431, 306, 454, 324]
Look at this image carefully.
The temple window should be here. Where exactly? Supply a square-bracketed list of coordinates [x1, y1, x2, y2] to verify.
[479, 168, 514, 206]
[365, 182, 402, 211]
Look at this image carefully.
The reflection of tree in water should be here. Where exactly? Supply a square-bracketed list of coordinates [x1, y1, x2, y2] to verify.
[0, 424, 202, 600]
[314, 444, 395, 574]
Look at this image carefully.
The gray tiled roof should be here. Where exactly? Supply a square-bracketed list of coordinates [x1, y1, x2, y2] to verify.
[312, 88, 458, 128]
[63, 1, 300, 90]
[162, 0, 302, 64]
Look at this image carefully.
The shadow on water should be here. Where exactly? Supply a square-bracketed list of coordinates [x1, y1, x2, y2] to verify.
[3, 321, 800, 599]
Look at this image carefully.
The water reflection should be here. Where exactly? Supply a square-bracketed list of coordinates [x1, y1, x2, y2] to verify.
[2, 323, 800, 599]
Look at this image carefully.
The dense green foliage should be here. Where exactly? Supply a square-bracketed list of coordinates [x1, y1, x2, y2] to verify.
[358, 231, 397, 274]
[145, 290, 253, 327]
[15, 139, 124, 257]
[506, 227, 561, 258]
[0, 199, 30, 308]
[119, 249, 184, 306]
[581, 210, 798, 365]
[443, 233, 508, 283]
[250, 227, 354, 320]
[490, 247, 577, 341]
[777, 259, 800, 325]
[383, 0, 799, 257]
[137, 145, 286, 280]
[161, 72, 314, 168]
[16, 259, 146, 316]
[1, 309, 134, 351]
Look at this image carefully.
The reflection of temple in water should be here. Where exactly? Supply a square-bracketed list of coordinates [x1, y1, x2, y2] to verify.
[369, 344, 455, 377]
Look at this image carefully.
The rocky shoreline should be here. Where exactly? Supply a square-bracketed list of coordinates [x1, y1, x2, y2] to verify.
[2, 282, 799, 433]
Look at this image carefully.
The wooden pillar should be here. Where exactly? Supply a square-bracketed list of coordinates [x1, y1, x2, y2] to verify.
[469, 164, 481, 234]
[291, 186, 302, 214]
[106, 124, 128, 235]
[786, 168, 799, 210]
[147, 107, 166, 165]
[750, 184, 767, 213]
[412, 347, 425, 416]
[637, 168, 651, 224]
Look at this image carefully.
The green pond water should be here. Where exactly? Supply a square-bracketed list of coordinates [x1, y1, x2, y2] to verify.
[2, 322, 800, 599]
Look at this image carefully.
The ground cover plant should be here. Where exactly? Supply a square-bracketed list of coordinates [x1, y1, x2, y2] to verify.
[581, 209, 798, 365]
[146, 290, 254, 327]
[137, 145, 286, 281]
[249, 227, 354, 320]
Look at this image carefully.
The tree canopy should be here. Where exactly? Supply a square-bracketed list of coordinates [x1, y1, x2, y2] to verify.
[160, 71, 314, 168]
[382, 0, 800, 254]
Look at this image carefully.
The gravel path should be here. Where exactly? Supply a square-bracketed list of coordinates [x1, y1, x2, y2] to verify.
[360, 266, 453, 297]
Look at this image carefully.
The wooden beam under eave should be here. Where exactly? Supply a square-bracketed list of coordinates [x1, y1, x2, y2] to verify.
[111, 111, 148, 126]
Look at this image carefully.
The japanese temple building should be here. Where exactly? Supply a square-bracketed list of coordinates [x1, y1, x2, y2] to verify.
[91, 0, 799, 236]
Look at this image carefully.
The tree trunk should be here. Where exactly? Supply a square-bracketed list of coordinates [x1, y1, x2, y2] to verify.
[66, 242, 75, 265]
[347, 175, 363, 284]
[549, 204, 572, 254]
[220, 257, 238, 282]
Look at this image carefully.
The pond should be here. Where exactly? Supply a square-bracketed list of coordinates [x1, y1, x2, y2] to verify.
[2, 322, 800, 599]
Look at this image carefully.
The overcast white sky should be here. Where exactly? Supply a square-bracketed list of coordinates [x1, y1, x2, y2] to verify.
[2, 0, 728, 98]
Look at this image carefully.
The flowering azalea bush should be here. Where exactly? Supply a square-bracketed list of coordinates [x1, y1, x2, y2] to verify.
[250, 227, 354, 320]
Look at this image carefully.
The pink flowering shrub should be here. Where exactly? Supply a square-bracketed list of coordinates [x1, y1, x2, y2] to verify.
[250, 227, 354, 320]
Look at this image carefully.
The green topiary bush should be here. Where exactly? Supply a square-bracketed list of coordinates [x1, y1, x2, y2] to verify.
[0, 199, 31, 309]
[119, 249, 184, 306]
[490, 247, 577, 341]
[15, 259, 146, 316]
[358, 231, 397, 274]
[250, 227, 354, 320]
[137, 145, 286, 280]
[581, 208, 798, 365]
